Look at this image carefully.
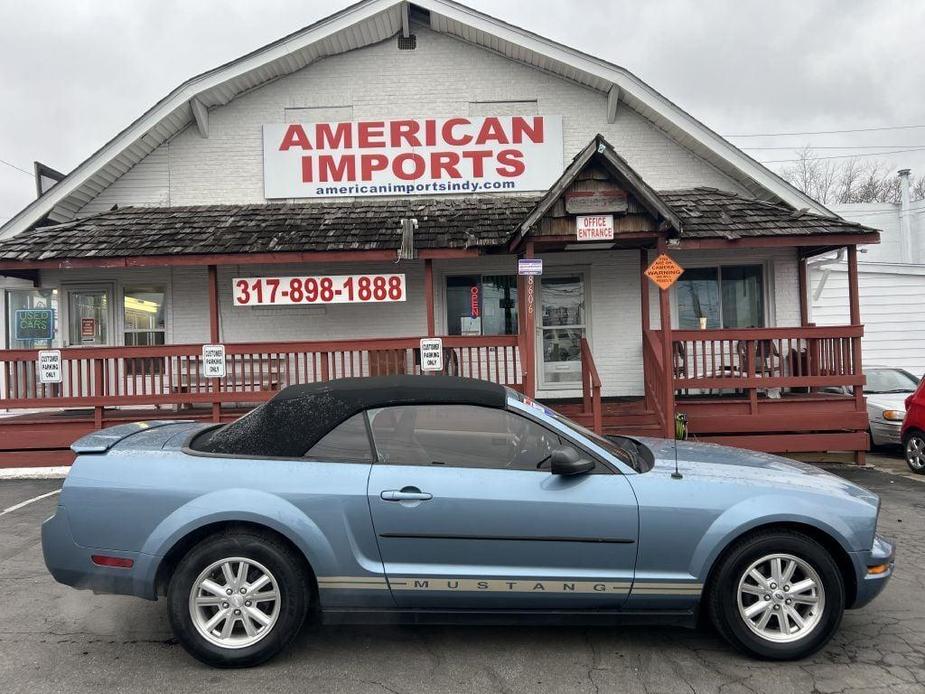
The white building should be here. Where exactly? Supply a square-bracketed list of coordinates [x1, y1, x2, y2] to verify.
[0, 0, 879, 465]
[810, 170, 925, 376]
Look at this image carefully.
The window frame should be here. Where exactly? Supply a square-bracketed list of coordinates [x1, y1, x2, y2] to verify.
[366, 403, 612, 474]
[673, 262, 768, 330]
[443, 272, 520, 337]
[122, 285, 168, 347]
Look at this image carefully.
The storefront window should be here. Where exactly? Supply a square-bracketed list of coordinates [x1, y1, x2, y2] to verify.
[123, 287, 166, 346]
[676, 265, 764, 329]
[6, 289, 59, 349]
[446, 275, 517, 336]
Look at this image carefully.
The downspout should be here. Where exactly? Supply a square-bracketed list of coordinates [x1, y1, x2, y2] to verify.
[898, 169, 913, 263]
[808, 248, 845, 301]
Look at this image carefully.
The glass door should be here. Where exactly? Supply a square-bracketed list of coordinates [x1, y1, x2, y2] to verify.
[538, 275, 586, 388]
[67, 289, 112, 346]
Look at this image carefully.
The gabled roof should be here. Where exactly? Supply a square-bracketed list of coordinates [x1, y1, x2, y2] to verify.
[0, 0, 833, 240]
[516, 135, 683, 240]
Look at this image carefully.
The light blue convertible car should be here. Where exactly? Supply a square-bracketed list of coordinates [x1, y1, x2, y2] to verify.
[42, 376, 894, 667]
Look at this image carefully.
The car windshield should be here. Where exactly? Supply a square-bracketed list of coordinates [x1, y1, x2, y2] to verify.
[863, 368, 920, 394]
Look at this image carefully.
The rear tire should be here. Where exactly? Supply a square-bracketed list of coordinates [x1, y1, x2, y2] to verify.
[167, 530, 309, 667]
[708, 530, 844, 660]
[903, 430, 925, 474]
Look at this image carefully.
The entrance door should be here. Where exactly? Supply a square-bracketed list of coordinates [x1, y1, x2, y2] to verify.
[538, 275, 586, 388]
[67, 289, 112, 346]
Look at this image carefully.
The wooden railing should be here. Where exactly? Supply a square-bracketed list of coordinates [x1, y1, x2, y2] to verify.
[579, 337, 602, 434]
[642, 330, 668, 430]
[670, 326, 865, 392]
[0, 336, 522, 417]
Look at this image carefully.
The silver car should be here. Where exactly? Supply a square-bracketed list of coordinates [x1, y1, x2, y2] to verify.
[824, 366, 919, 447]
[863, 367, 921, 447]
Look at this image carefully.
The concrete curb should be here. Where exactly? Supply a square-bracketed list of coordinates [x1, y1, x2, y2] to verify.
[0, 466, 70, 480]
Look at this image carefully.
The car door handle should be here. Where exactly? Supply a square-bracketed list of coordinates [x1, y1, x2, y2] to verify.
[380, 488, 433, 502]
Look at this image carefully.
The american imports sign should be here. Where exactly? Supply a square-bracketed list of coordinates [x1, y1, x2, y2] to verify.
[262, 115, 563, 199]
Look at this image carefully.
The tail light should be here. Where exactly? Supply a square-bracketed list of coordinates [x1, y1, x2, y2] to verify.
[91, 554, 134, 569]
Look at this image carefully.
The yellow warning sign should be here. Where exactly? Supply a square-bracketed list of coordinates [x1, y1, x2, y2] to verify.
[645, 254, 684, 290]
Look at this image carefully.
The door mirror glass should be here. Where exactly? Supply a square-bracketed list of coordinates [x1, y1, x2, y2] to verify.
[549, 445, 594, 476]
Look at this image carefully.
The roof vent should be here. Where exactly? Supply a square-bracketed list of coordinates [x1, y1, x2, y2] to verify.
[398, 34, 416, 50]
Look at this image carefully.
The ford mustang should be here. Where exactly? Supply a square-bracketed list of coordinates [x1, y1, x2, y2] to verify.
[42, 376, 894, 667]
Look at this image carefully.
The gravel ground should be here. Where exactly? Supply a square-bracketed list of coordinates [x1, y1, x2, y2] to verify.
[0, 465, 922, 694]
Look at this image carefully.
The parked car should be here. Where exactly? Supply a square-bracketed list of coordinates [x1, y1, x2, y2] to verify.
[863, 367, 921, 447]
[822, 366, 920, 448]
[43, 376, 894, 667]
[902, 377, 925, 473]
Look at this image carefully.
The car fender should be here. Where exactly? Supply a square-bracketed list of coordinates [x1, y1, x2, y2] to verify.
[688, 494, 858, 583]
[134, 488, 337, 598]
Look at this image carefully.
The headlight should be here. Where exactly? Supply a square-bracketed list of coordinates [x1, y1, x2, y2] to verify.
[882, 409, 905, 421]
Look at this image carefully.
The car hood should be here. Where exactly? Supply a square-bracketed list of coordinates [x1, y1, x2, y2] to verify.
[637, 437, 879, 508]
[865, 393, 912, 412]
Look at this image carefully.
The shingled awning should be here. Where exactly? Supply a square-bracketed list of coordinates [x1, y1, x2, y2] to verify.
[0, 188, 878, 263]
[660, 188, 878, 240]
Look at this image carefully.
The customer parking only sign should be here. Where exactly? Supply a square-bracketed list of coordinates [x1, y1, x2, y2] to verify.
[263, 115, 563, 199]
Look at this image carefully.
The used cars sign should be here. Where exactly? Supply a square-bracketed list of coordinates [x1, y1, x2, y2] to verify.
[263, 115, 564, 199]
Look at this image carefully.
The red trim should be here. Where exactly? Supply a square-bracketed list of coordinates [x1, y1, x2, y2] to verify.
[0, 247, 479, 272]
[424, 259, 435, 337]
[677, 233, 879, 251]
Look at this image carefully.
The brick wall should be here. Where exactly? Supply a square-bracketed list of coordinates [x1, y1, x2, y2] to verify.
[83, 22, 746, 213]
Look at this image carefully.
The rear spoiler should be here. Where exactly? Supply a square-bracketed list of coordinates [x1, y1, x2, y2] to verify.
[71, 421, 194, 454]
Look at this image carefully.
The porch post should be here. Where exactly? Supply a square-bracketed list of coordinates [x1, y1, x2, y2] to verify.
[207, 265, 221, 422]
[424, 259, 435, 337]
[656, 239, 675, 439]
[847, 245, 866, 464]
[640, 248, 651, 412]
[519, 240, 537, 398]
[798, 254, 810, 326]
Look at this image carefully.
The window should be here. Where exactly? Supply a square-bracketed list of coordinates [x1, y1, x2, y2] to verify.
[368, 405, 560, 471]
[123, 287, 166, 346]
[863, 368, 920, 394]
[446, 275, 518, 336]
[6, 289, 58, 349]
[676, 265, 764, 329]
[304, 413, 373, 462]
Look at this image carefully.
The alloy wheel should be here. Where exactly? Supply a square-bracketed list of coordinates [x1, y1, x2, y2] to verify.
[906, 435, 925, 471]
[736, 553, 825, 644]
[188, 556, 281, 649]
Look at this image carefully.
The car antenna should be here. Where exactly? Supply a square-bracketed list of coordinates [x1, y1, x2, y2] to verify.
[671, 413, 685, 480]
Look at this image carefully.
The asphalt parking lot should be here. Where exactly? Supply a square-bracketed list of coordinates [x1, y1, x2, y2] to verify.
[0, 463, 922, 694]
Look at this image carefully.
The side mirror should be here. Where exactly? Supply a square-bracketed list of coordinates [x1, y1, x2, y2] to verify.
[549, 445, 595, 476]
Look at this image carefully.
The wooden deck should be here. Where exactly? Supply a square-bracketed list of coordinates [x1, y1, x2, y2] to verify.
[0, 325, 871, 467]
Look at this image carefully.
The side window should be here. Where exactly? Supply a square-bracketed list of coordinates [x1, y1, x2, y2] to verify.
[367, 405, 561, 471]
[304, 413, 372, 462]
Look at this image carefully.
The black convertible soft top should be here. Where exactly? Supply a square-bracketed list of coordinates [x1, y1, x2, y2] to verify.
[192, 375, 509, 458]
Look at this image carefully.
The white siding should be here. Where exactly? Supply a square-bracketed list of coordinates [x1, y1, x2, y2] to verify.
[810, 265, 925, 376]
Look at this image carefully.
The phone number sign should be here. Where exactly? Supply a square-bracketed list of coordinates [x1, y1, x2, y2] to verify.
[233, 274, 407, 306]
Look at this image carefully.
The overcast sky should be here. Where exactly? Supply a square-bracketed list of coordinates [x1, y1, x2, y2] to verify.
[1, 0, 924, 222]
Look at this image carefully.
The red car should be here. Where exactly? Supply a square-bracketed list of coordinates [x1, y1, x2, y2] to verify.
[902, 380, 925, 473]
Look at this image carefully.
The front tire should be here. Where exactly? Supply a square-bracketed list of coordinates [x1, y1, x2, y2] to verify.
[167, 530, 309, 667]
[904, 430, 925, 474]
[708, 530, 845, 660]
